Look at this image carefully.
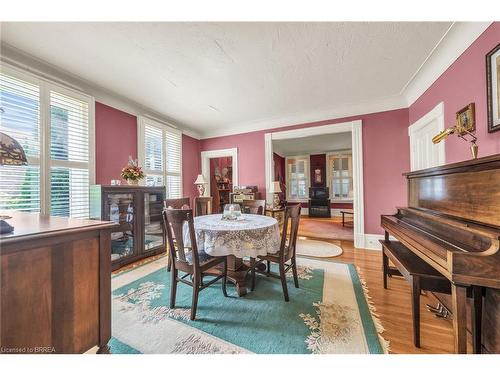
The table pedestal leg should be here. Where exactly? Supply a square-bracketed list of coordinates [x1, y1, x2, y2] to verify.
[224, 255, 248, 297]
[206, 256, 269, 297]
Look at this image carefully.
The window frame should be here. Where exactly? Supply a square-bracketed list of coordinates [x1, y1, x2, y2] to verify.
[326, 150, 353, 202]
[137, 116, 183, 198]
[285, 155, 310, 202]
[0, 63, 95, 216]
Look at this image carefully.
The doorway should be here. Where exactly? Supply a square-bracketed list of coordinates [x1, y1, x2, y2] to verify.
[200, 148, 239, 209]
[209, 156, 233, 213]
[264, 120, 365, 249]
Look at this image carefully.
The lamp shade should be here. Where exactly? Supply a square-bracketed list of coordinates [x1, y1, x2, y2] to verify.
[269, 181, 282, 193]
[0, 132, 28, 166]
[194, 174, 208, 185]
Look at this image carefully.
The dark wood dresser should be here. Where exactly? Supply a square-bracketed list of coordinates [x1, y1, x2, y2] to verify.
[0, 212, 115, 354]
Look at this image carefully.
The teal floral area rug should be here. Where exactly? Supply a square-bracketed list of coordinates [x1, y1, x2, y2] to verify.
[111, 256, 389, 354]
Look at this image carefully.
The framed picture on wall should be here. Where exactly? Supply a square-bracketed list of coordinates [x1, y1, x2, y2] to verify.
[486, 43, 500, 133]
[314, 168, 322, 184]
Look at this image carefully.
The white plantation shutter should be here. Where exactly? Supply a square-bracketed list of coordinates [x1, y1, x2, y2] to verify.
[0, 66, 94, 218]
[144, 124, 164, 187]
[140, 117, 182, 199]
[0, 72, 41, 212]
[49, 90, 92, 218]
[165, 128, 182, 199]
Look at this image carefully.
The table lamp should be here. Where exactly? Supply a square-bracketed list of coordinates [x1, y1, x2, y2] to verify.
[194, 174, 208, 197]
[0, 131, 28, 234]
[269, 181, 282, 208]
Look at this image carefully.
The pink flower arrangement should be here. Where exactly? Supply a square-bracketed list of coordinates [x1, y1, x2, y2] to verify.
[120, 156, 145, 182]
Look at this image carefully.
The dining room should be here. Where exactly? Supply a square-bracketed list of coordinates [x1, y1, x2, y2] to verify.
[1, 5, 499, 375]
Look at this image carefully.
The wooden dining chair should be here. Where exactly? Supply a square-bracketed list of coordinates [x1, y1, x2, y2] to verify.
[242, 199, 266, 215]
[163, 197, 191, 271]
[250, 205, 301, 301]
[164, 197, 190, 209]
[162, 208, 228, 320]
[194, 197, 213, 216]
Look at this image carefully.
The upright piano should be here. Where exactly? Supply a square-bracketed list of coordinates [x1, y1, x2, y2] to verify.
[381, 154, 500, 354]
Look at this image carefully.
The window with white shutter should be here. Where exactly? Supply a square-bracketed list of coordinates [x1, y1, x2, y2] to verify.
[0, 66, 94, 218]
[139, 117, 182, 199]
[0, 72, 41, 212]
[49, 89, 92, 218]
[286, 156, 309, 200]
[327, 152, 353, 201]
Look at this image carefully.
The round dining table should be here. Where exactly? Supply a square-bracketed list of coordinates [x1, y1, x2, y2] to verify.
[184, 213, 281, 296]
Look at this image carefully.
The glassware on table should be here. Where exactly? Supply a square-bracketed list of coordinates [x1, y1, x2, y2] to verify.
[222, 204, 242, 220]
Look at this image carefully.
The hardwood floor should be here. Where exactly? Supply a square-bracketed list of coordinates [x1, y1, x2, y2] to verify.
[298, 215, 354, 241]
[329, 239, 457, 354]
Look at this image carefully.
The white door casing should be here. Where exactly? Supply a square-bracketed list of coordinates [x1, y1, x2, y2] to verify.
[264, 120, 365, 249]
[408, 102, 445, 171]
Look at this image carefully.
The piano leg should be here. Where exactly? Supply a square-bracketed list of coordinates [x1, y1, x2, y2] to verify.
[451, 283, 468, 354]
[410, 276, 421, 348]
[471, 286, 483, 354]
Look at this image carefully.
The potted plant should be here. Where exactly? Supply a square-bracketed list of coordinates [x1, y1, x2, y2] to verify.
[120, 156, 145, 185]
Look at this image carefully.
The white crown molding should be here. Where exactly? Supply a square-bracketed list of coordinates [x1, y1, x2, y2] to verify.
[402, 22, 492, 106]
[0, 42, 201, 140]
[200, 95, 406, 139]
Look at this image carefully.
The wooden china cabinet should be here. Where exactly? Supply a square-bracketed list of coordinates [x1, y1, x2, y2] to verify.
[90, 185, 166, 270]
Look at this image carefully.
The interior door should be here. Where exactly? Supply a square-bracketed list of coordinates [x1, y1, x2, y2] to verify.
[409, 104, 445, 171]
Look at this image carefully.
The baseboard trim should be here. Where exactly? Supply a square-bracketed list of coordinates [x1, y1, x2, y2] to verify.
[361, 233, 396, 250]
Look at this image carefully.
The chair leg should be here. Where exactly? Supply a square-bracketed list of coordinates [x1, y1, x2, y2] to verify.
[410, 276, 421, 348]
[292, 257, 299, 288]
[191, 274, 200, 321]
[167, 251, 172, 272]
[250, 257, 256, 291]
[222, 258, 228, 297]
[266, 260, 271, 276]
[279, 263, 289, 302]
[170, 268, 177, 308]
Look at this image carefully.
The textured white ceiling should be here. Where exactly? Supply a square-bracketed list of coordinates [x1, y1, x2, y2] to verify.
[273, 132, 352, 156]
[0, 22, 452, 137]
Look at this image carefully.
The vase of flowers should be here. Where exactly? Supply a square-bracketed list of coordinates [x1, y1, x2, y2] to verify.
[120, 156, 145, 185]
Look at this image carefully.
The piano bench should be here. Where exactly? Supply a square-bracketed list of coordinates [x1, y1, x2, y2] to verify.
[380, 240, 451, 348]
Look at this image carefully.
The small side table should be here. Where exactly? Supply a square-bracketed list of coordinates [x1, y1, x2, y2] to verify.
[340, 210, 353, 227]
[265, 207, 285, 228]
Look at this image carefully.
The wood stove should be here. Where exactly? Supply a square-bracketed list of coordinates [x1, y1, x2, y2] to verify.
[308, 187, 331, 217]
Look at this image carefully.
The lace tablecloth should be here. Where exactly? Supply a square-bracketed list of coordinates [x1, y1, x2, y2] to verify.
[183, 214, 280, 258]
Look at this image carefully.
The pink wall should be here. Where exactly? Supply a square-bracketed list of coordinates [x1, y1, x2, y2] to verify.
[201, 108, 410, 234]
[409, 23, 500, 163]
[94, 102, 201, 201]
[182, 134, 201, 201]
[95, 102, 137, 184]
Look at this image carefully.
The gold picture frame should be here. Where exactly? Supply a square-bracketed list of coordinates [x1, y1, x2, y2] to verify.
[486, 43, 500, 133]
[456, 103, 475, 135]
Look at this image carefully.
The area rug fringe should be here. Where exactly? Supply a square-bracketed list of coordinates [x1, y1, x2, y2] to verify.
[356, 266, 391, 354]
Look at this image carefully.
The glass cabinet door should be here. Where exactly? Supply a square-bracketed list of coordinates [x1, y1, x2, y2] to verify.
[105, 193, 137, 262]
[143, 191, 165, 252]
